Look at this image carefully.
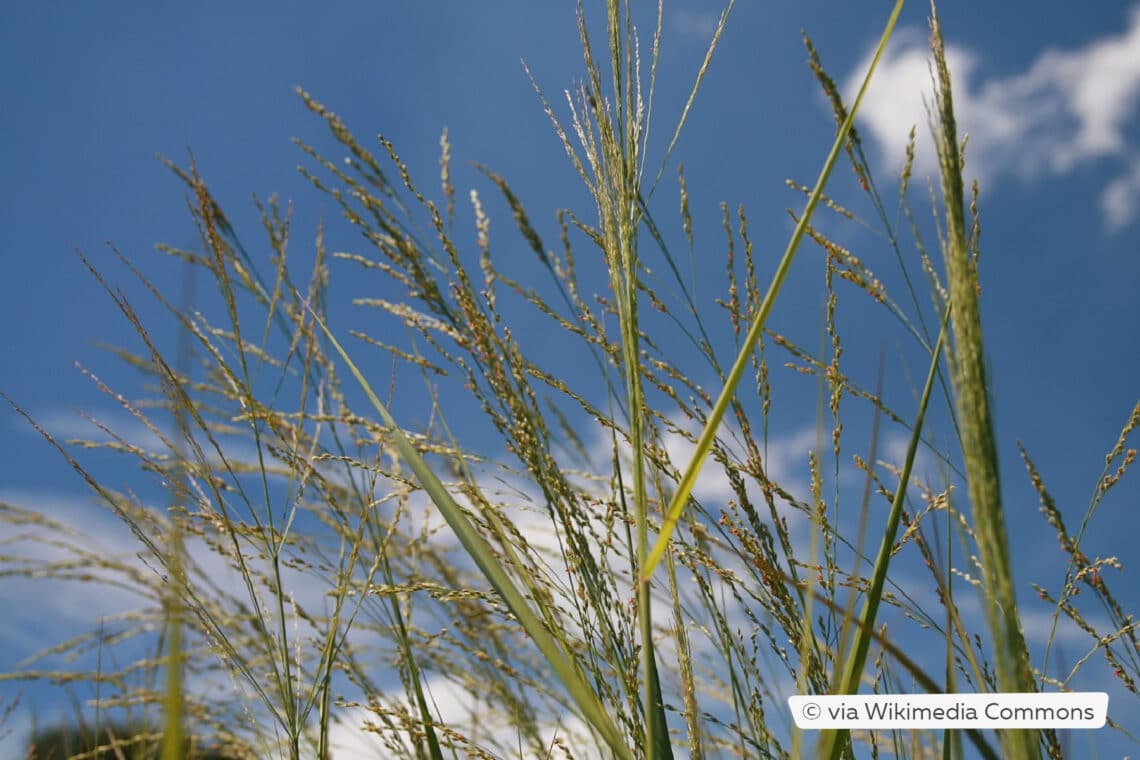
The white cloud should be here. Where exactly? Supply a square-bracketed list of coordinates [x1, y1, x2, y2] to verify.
[670, 10, 720, 43]
[881, 431, 943, 490]
[19, 405, 170, 454]
[327, 679, 600, 760]
[0, 491, 152, 651]
[847, 7, 1140, 230]
[1019, 607, 1107, 650]
[0, 700, 41, 760]
[615, 412, 818, 519]
[1101, 155, 1140, 230]
[0, 486, 350, 659]
[326, 709, 390, 759]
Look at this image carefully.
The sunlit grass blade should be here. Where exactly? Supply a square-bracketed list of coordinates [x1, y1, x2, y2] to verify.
[643, 0, 907, 579]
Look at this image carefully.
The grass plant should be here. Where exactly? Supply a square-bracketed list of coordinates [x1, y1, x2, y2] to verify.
[3, 1, 1137, 758]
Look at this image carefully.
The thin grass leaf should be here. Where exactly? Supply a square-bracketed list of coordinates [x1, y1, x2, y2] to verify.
[818, 306, 949, 760]
[643, 0, 907, 579]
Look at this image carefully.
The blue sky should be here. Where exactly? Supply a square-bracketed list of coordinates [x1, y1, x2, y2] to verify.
[2, 1, 1138, 757]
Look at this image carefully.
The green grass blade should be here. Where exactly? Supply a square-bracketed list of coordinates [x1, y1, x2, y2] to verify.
[310, 308, 633, 760]
[818, 306, 949, 760]
[642, 0, 907, 579]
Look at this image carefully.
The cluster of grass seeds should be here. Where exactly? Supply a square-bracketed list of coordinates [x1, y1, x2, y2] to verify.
[2, 1, 1137, 758]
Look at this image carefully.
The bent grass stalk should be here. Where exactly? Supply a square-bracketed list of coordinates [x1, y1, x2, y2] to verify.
[310, 308, 632, 759]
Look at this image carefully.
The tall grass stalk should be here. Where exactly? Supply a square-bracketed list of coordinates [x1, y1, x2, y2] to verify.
[928, 6, 1041, 758]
